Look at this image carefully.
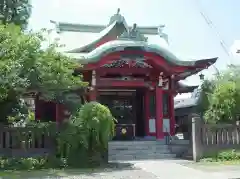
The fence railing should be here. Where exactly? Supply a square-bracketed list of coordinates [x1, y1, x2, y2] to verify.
[0, 125, 55, 157]
[191, 114, 240, 161]
[201, 124, 240, 148]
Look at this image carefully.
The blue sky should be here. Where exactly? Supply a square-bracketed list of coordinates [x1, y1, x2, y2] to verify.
[28, 0, 240, 88]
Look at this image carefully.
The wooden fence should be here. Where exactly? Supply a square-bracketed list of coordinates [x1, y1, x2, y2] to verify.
[201, 124, 240, 149]
[0, 126, 55, 157]
[191, 114, 240, 161]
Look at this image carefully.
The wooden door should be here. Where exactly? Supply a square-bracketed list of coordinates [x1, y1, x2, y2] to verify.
[99, 94, 136, 124]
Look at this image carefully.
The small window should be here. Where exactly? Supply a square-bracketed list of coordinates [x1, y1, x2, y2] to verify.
[149, 94, 156, 117]
[163, 93, 169, 116]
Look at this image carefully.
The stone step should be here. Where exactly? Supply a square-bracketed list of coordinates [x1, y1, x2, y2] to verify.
[108, 141, 175, 161]
[108, 141, 166, 146]
[109, 146, 170, 151]
[109, 153, 176, 161]
[108, 146, 169, 150]
[108, 150, 171, 155]
[108, 144, 168, 149]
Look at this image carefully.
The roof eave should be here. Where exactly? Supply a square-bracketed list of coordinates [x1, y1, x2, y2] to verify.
[177, 57, 218, 79]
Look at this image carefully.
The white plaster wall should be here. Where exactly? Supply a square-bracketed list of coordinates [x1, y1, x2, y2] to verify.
[149, 118, 156, 133]
[163, 118, 170, 132]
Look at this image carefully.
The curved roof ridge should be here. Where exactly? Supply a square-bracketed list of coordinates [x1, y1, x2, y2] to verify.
[71, 39, 218, 67]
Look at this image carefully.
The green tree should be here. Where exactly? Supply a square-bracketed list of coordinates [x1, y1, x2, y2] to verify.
[204, 81, 239, 123]
[198, 65, 240, 123]
[197, 80, 215, 115]
[0, 24, 87, 121]
[0, 0, 32, 29]
[57, 102, 115, 166]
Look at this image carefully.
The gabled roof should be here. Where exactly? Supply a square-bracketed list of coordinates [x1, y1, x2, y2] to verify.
[52, 8, 129, 53]
[176, 81, 198, 93]
[66, 21, 127, 53]
[52, 8, 218, 77]
[174, 97, 198, 109]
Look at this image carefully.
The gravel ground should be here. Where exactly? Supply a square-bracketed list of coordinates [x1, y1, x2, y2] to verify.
[63, 169, 159, 179]
[1, 163, 159, 179]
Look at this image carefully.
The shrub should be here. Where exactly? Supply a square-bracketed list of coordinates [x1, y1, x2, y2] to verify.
[57, 102, 115, 167]
[75, 102, 116, 149]
[0, 156, 65, 170]
[0, 102, 115, 170]
[201, 149, 240, 162]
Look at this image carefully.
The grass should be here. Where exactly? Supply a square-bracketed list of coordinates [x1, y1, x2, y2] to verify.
[0, 169, 88, 178]
[0, 168, 103, 178]
[199, 159, 240, 165]
[182, 160, 240, 173]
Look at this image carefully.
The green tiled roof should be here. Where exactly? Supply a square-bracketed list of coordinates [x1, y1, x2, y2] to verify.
[72, 39, 217, 67]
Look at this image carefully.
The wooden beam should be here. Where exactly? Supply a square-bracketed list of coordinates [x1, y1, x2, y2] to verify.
[55, 22, 159, 35]
[96, 79, 148, 87]
[96, 67, 151, 76]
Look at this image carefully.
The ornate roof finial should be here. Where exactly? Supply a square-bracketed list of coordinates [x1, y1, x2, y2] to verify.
[132, 23, 137, 30]
[117, 8, 120, 14]
[119, 23, 148, 41]
[108, 8, 123, 26]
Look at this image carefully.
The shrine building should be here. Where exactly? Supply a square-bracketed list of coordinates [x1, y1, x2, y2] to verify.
[38, 9, 217, 140]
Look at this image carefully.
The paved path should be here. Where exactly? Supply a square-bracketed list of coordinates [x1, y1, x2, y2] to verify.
[183, 162, 240, 179]
[5, 160, 240, 179]
[131, 160, 239, 179]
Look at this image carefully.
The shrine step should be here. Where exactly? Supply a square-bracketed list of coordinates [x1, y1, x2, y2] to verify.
[108, 141, 176, 161]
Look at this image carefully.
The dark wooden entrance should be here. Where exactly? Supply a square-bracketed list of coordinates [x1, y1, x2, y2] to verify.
[99, 93, 135, 124]
[98, 90, 144, 140]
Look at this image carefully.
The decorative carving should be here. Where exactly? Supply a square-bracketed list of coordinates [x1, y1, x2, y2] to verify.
[158, 74, 163, 87]
[102, 58, 152, 68]
[119, 23, 148, 41]
[120, 76, 132, 81]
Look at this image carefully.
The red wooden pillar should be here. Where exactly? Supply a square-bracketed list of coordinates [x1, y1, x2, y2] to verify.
[144, 89, 150, 136]
[155, 87, 164, 139]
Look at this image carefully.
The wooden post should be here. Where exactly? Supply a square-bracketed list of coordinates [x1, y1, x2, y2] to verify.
[170, 75, 175, 136]
[192, 114, 203, 162]
[156, 87, 164, 139]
